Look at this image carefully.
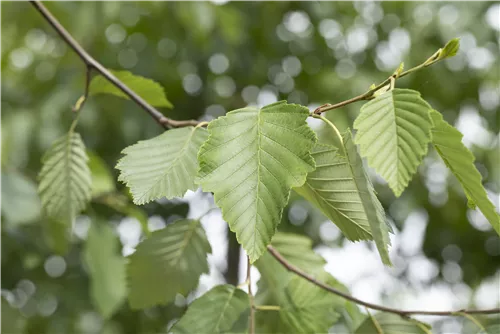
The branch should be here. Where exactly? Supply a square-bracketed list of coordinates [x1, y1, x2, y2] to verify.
[267, 245, 500, 317]
[30, 0, 200, 129]
[247, 256, 255, 334]
[313, 42, 454, 115]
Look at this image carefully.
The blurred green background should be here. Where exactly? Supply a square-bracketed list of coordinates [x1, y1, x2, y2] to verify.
[1, 1, 499, 334]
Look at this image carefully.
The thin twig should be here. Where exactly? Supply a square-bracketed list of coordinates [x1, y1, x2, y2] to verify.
[30, 0, 200, 129]
[72, 65, 92, 112]
[247, 256, 255, 334]
[267, 245, 500, 317]
[313, 49, 444, 115]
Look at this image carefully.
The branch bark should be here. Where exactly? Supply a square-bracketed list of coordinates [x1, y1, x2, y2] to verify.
[267, 245, 500, 317]
[30, 0, 200, 129]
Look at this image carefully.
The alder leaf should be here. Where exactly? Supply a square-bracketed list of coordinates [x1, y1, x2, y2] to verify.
[83, 222, 126, 319]
[88, 151, 115, 197]
[354, 88, 433, 197]
[38, 131, 92, 225]
[89, 70, 173, 108]
[116, 127, 208, 205]
[127, 219, 211, 309]
[170, 285, 249, 334]
[355, 313, 432, 334]
[430, 110, 500, 235]
[197, 101, 316, 262]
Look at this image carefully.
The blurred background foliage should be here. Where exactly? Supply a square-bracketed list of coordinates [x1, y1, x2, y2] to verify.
[1, 1, 499, 334]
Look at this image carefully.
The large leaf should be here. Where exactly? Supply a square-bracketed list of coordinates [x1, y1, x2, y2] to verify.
[83, 223, 126, 318]
[255, 233, 358, 333]
[127, 219, 211, 309]
[38, 131, 92, 224]
[89, 70, 173, 108]
[117, 127, 208, 205]
[430, 110, 500, 235]
[354, 313, 431, 334]
[294, 142, 373, 241]
[170, 285, 249, 334]
[354, 88, 433, 196]
[197, 101, 317, 262]
[88, 151, 115, 197]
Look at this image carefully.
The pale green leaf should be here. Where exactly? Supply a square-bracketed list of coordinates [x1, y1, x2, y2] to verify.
[127, 219, 211, 309]
[38, 131, 92, 224]
[1, 170, 41, 226]
[255, 233, 356, 334]
[88, 151, 115, 197]
[430, 110, 500, 235]
[478, 324, 500, 334]
[117, 127, 208, 205]
[89, 70, 173, 108]
[170, 285, 249, 334]
[354, 88, 433, 197]
[439, 38, 460, 60]
[43, 218, 70, 255]
[355, 313, 432, 334]
[84, 223, 126, 318]
[197, 101, 317, 262]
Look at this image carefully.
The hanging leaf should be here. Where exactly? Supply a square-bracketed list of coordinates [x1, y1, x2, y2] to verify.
[354, 88, 433, 197]
[170, 285, 249, 334]
[88, 151, 115, 197]
[197, 101, 317, 262]
[38, 131, 92, 225]
[89, 70, 173, 108]
[83, 223, 126, 319]
[430, 110, 500, 235]
[127, 219, 211, 309]
[117, 127, 208, 205]
[354, 313, 432, 334]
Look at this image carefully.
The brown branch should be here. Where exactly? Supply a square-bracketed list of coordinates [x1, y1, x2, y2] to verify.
[247, 256, 255, 334]
[267, 245, 500, 317]
[30, 0, 200, 129]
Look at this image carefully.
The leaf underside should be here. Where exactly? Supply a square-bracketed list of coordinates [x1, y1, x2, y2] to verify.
[354, 88, 433, 197]
[117, 126, 208, 205]
[170, 285, 249, 334]
[430, 110, 500, 235]
[197, 101, 317, 262]
[126, 219, 211, 309]
[89, 69, 173, 108]
[38, 131, 92, 224]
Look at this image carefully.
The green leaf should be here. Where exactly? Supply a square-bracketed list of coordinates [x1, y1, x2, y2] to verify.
[88, 151, 115, 197]
[354, 88, 433, 197]
[430, 110, 500, 235]
[294, 143, 373, 241]
[83, 222, 126, 318]
[197, 101, 317, 262]
[43, 218, 70, 255]
[38, 131, 92, 224]
[89, 70, 173, 108]
[170, 285, 249, 334]
[355, 313, 432, 334]
[2, 297, 25, 334]
[255, 233, 354, 334]
[478, 324, 500, 334]
[127, 219, 211, 309]
[439, 38, 460, 60]
[116, 127, 208, 205]
[1, 170, 41, 226]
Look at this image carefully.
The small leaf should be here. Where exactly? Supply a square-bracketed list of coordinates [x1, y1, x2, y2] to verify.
[354, 88, 433, 197]
[88, 151, 115, 197]
[127, 219, 211, 309]
[394, 62, 404, 78]
[170, 285, 249, 334]
[38, 131, 92, 225]
[117, 127, 208, 205]
[430, 110, 500, 235]
[89, 70, 173, 108]
[439, 38, 460, 60]
[83, 222, 126, 318]
[355, 313, 431, 334]
[197, 101, 317, 262]
[1, 170, 41, 226]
